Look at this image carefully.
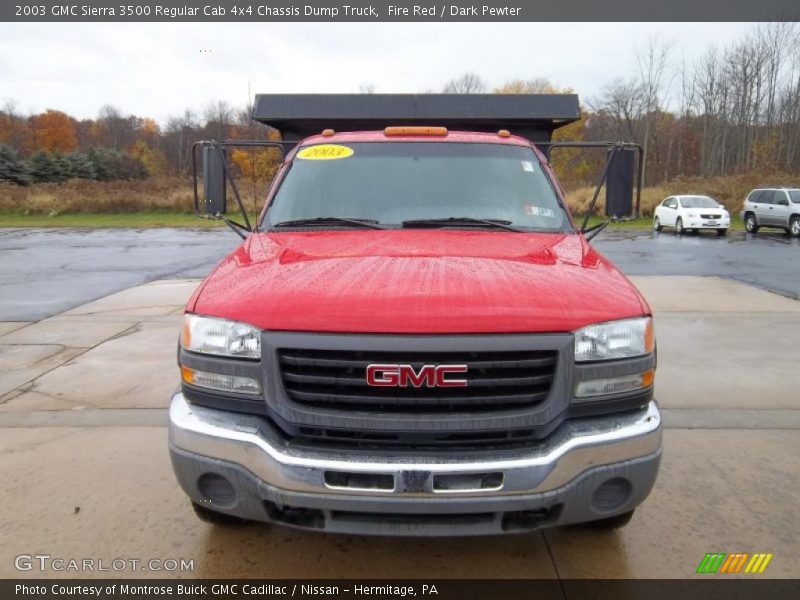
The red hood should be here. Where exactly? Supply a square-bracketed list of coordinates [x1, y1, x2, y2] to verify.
[189, 231, 649, 334]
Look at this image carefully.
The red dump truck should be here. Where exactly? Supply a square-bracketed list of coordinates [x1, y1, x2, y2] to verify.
[168, 94, 661, 536]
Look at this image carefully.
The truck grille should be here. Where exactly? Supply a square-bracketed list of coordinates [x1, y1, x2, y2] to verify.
[276, 348, 558, 413]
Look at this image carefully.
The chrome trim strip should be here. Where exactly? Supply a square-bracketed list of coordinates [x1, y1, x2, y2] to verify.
[169, 393, 661, 498]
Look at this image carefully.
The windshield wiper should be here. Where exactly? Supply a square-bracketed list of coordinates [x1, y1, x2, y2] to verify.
[271, 217, 386, 230]
[401, 217, 523, 232]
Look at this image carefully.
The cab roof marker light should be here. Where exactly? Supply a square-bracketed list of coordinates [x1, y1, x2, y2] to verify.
[384, 126, 448, 137]
[498, 129, 511, 138]
[321, 129, 335, 137]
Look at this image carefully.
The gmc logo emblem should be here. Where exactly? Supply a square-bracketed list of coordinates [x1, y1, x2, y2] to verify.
[366, 364, 468, 388]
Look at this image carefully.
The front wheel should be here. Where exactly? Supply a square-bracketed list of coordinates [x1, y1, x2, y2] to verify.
[790, 217, 800, 238]
[675, 218, 684, 235]
[584, 509, 635, 529]
[717, 229, 728, 237]
[745, 213, 759, 233]
[653, 217, 663, 232]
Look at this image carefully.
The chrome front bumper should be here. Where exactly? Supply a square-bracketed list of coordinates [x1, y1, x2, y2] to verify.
[169, 393, 661, 499]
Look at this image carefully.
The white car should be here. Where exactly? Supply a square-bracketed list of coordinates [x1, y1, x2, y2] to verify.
[653, 195, 731, 236]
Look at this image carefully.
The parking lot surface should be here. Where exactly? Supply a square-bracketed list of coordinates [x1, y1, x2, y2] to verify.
[1, 274, 798, 579]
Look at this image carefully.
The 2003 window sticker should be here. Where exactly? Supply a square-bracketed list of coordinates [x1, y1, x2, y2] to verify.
[296, 144, 355, 160]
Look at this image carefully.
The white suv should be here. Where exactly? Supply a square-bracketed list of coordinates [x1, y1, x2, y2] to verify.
[741, 188, 800, 237]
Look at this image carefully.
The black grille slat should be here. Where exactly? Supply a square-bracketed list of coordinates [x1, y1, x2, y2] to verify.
[277, 347, 558, 414]
[279, 353, 558, 370]
[287, 388, 549, 406]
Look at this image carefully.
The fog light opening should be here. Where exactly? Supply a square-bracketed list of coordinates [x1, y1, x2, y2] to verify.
[197, 473, 237, 508]
[591, 477, 632, 513]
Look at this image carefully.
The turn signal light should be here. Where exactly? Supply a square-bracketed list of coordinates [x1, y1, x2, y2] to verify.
[574, 369, 655, 399]
[181, 365, 261, 395]
[384, 126, 448, 137]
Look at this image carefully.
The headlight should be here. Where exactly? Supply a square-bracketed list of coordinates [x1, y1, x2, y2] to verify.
[574, 317, 654, 362]
[181, 314, 261, 359]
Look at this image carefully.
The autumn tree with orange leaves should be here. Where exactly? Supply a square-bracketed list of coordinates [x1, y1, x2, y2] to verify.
[29, 109, 77, 153]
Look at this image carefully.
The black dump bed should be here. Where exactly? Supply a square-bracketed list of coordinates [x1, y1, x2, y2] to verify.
[252, 93, 580, 146]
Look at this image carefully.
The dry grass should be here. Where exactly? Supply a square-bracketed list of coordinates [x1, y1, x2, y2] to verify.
[565, 172, 800, 217]
[0, 178, 195, 215]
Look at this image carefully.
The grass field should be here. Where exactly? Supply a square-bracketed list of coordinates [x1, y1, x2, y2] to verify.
[0, 212, 227, 228]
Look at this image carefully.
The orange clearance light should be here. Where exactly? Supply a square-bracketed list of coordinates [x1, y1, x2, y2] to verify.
[642, 369, 655, 388]
[180, 365, 195, 384]
[497, 129, 511, 138]
[321, 129, 335, 137]
[384, 126, 448, 137]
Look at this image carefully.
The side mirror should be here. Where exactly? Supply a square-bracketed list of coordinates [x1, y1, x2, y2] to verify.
[605, 147, 636, 218]
[718, 204, 726, 210]
[202, 146, 227, 215]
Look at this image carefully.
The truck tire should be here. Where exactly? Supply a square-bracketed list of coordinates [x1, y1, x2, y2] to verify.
[745, 213, 759, 233]
[585, 509, 635, 529]
[191, 502, 249, 526]
[790, 216, 800, 238]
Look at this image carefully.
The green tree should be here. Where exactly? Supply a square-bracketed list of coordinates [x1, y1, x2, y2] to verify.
[28, 150, 59, 183]
[0, 144, 30, 185]
[65, 152, 97, 179]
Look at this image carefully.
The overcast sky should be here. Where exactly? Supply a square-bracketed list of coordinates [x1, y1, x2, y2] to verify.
[0, 22, 754, 124]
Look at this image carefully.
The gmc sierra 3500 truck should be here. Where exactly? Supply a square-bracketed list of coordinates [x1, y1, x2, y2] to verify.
[169, 94, 661, 536]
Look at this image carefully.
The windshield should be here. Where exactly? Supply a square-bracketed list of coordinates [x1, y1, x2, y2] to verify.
[264, 142, 572, 232]
[789, 190, 800, 204]
[680, 196, 719, 209]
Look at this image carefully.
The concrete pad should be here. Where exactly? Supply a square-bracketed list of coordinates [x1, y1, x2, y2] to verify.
[544, 429, 800, 579]
[0, 344, 84, 398]
[0, 319, 135, 348]
[0, 322, 31, 337]
[0, 427, 556, 579]
[654, 314, 800, 409]
[62, 279, 200, 318]
[0, 323, 179, 412]
[630, 276, 800, 314]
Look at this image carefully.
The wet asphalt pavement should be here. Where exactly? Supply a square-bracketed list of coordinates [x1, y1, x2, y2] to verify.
[0, 226, 797, 321]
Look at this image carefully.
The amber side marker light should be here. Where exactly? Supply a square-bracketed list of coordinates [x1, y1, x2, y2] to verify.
[180, 365, 195, 384]
[384, 126, 448, 137]
[644, 317, 655, 354]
